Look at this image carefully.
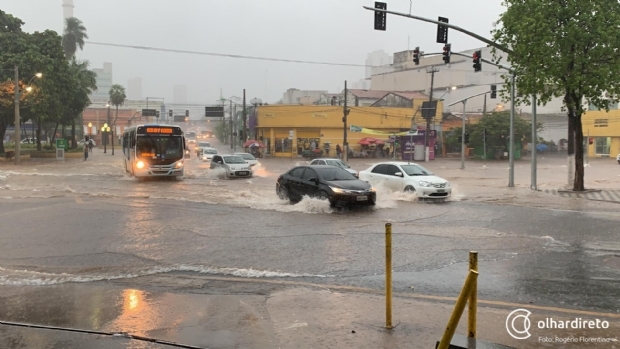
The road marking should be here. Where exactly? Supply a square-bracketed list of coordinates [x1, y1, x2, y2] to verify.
[142, 274, 620, 319]
[543, 188, 620, 204]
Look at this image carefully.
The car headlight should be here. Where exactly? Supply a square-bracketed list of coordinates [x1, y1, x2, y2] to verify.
[419, 181, 431, 187]
[175, 161, 184, 168]
[331, 187, 344, 193]
[136, 160, 145, 169]
[445, 181, 450, 187]
[370, 187, 376, 192]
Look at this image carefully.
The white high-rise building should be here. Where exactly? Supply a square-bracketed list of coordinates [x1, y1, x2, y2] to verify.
[365, 50, 392, 78]
[127, 77, 143, 100]
[62, 0, 74, 20]
[173, 85, 188, 104]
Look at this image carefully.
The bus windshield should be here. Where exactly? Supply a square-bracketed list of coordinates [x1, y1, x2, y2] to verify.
[137, 135, 183, 159]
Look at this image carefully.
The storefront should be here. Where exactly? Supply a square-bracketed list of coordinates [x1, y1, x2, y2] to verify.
[256, 105, 442, 158]
[400, 130, 437, 161]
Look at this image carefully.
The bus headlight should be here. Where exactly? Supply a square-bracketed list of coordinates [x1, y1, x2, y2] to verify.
[136, 160, 145, 169]
[175, 161, 184, 168]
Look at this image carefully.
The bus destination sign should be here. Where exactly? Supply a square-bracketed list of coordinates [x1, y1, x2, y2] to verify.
[146, 127, 173, 134]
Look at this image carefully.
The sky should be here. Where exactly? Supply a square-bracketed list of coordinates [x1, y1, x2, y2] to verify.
[3, 0, 505, 104]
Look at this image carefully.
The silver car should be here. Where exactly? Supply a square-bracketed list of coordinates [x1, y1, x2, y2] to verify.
[201, 148, 218, 161]
[310, 158, 358, 178]
[210, 154, 253, 178]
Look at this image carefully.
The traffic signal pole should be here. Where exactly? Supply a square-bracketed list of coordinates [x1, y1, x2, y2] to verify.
[448, 91, 492, 170]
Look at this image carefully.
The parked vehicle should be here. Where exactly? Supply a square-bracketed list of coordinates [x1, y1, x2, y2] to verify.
[234, 152, 260, 167]
[359, 162, 451, 199]
[210, 154, 252, 178]
[309, 158, 358, 177]
[276, 165, 376, 207]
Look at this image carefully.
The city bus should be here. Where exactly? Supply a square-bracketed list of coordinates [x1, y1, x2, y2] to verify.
[122, 124, 187, 178]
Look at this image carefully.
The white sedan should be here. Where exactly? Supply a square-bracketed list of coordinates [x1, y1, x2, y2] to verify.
[234, 152, 260, 167]
[201, 148, 218, 161]
[359, 162, 451, 199]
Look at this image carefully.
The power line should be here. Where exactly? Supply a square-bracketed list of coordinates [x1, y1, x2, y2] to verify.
[86, 41, 373, 68]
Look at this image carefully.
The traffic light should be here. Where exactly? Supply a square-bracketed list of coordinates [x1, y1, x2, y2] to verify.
[169, 110, 173, 118]
[442, 44, 451, 64]
[472, 50, 482, 72]
[374, 2, 387, 31]
[185, 110, 189, 117]
[490, 85, 497, 99]
[464, 132, 470, 143]
[413, 47, 420, 65]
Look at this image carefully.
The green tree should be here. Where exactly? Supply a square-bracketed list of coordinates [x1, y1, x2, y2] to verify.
[492, 0, 620, 191]
[62, 17, 88, 59]
[444, 112, 536, 155]
[66, 58, 97, 148]
[108, 84, 126, 128]
[215, 120, 228, 144]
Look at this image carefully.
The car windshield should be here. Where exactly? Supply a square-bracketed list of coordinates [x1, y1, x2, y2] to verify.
[224, 156, 246, 164]
[237, 154, 256, 160]
[204, 149, 218, 154]
[316, 167, 356, 181]
[198, 143, 210, 147]
[400, 164, 433, 176]
[136, 135, 183, 160]
[326, 160, 347, 168]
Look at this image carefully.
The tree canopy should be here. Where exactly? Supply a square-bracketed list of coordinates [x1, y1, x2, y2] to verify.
[62, 17, 88, 59]
[492, 0, 620, 190]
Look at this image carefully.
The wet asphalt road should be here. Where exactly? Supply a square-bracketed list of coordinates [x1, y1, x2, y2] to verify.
[1, 141, 620, 348]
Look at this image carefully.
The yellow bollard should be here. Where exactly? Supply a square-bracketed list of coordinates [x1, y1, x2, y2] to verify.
[468, 251, 478, 338]
[385, 223, 393, 329]
[437, 269, 479, 349]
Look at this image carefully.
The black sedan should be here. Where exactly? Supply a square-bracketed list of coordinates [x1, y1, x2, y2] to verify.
[276, 165, 376, 207]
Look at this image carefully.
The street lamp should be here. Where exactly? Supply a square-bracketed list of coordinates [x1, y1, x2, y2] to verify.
[5, 66, 42, 163]
[102, 123, 108, 154]
[87, 122, 92, 138]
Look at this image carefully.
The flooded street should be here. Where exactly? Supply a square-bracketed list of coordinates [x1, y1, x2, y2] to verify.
[1, 140, 619, 348]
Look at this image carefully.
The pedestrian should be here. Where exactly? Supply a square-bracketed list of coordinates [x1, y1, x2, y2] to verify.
[83, 142, 89, 161]
[88, 139, 94, 152]
[311, 140, 316, 150]
[336, 144, 342, 159]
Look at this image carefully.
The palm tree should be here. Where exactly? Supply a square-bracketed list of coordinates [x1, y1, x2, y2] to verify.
[62, 17, 88, 59]
[68, 58, 97, 148]
[108, 84, 126, 128]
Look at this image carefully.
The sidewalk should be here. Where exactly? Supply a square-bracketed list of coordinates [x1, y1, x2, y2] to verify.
[0, 281, 617, 349]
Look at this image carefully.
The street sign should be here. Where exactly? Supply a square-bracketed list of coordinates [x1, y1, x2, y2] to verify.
[437, 17, 449, 44]
[55, 139, 67, 149]
[421, 101, 438, 119]
[205, 106, 224, 117]
[142, 109, 157, 117]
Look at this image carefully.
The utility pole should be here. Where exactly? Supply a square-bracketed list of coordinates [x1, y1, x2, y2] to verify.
[531, 94, 537, 190]
[242, 89, 246, 145]
[509, 73, 516, 187]
[13, 66, 21, 164]
[343, 80, 349, 162]
[233, 104, 237, 152]
[230, 100, 233, 149]
[461, 100, 467, 169]
[425, 68, 439, 162]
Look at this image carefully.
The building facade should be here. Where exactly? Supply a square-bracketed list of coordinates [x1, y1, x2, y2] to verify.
[369, 46, 566, 115]
[127, 77, 143, 100]
[280, 88, 327, 105]
[256, 99, 442, 158]
[173, 85, 188, 104]
[91, 62, 113, 101]
[582, 108, 620, 158]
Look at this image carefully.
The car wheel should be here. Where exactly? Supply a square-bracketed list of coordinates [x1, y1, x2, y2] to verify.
[318, 190, 334, 206]
[278, 185, 290, 201]
[405, 186, 416, 193]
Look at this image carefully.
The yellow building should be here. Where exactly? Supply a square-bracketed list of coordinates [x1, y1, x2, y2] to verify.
[256, 98, 443, 158]
[582, 108, 620, 157]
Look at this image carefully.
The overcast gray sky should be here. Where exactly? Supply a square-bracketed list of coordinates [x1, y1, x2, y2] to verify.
[4, 0, 504, 104]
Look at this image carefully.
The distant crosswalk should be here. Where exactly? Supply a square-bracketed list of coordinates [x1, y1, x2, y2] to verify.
[543, 189, 620, 202]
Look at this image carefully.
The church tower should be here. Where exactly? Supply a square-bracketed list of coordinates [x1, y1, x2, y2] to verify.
[63, 0, 74, 20]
